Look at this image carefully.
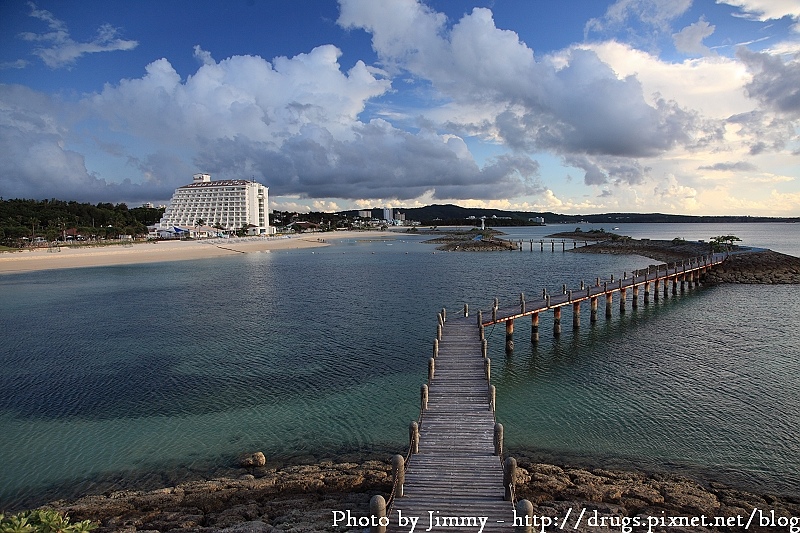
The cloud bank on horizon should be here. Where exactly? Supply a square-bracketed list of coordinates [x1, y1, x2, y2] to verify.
[0, 0, 799, 215]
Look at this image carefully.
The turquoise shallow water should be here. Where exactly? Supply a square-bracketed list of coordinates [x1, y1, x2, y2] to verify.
[1, 223, 799, 510]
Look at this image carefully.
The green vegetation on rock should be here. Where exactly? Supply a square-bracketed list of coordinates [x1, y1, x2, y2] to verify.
[0, 510, 97, 533]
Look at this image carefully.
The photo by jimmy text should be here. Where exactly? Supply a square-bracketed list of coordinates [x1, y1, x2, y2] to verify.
[332, 509, 494, 533]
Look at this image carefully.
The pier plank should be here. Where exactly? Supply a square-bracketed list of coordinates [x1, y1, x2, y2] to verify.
[389, 319, 515, 532]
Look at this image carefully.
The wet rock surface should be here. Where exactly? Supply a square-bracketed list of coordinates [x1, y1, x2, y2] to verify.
[705, 250, 800, 284]
[41, 459, 800, 532]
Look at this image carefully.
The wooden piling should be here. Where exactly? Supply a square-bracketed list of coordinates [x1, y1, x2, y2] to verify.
[531, 312, 540, 343]
[409, 421, 419, 453]
[590, 296, 598, 323]
[503, 457, 516, 501]
[633, 284, 639, 309]
[515, 500, 534, 533]
[494, 423, 504, 456]
[553, 307, 562, 336]
[433, 338, 438, 358]
[505, 319, 514, 353]
[489, 384, 496, 412]
[369, 495, 387, 533]
[428, 357, 435, 382]
[605, 291, 613, 318]
[392, 454, 405, 498]
[484, 358, 491, 381]
[619, 287, 626, 313]
[572, 301, 580, 329]
[420, 384, 428, 411]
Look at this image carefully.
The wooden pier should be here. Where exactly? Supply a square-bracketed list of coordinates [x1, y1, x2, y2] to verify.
[377, 253, 726, 533]
[481, 253, 727, 347]
[386, 316, 515, 532]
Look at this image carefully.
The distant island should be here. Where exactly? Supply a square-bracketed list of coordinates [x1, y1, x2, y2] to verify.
[340, 203, 800, 227]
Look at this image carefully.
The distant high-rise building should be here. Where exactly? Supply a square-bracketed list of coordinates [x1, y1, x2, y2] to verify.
[383, 207, 393, 221]
[358, 210, 373, 219]
[158, 173, 269, 235]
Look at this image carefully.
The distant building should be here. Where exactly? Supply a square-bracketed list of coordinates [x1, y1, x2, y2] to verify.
[383, 207, 393, 221]
[358, 210, 372, 219]
[157, 173, 270, 235]
[529, 217, 545, 225]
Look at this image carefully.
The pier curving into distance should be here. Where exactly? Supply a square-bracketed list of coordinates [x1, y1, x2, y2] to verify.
[372, 252, 727, 533]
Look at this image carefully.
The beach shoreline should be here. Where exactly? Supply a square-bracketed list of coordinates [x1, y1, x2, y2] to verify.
[0, 231, 396, 275]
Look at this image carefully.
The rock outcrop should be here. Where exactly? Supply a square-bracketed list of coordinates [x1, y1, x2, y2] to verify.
[706, 251, 800, 284]
[42, 459, 800, 533]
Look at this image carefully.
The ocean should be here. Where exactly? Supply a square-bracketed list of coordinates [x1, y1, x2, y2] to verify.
[1, 222, 798, 510]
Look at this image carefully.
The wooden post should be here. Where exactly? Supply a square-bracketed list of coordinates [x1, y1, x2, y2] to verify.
[420, 384, 428, 411]
[590, 296, 598, 323]
[409, 421, 419, 453]
[654, 278, 660, 301]
[392, 454, 405, 498]
[520, 292, 525, 314]
[619, 287, 626, 313]
[463, 303, 468, 317]
[442, 307, 446, 322]
[428, 357, 435, 382]
[665, 276, 670, 298]
[672, 276, 678, 295]
[553, 307, 562, 336]
[572, 301, 580, 329]
[605, 291, 613, 318]
[540, 240, 544, 252]
[531, 312, 539, 343]
[438, 312, 443, 327]
[433, 338, 438, 358]
[480, 324, 485, 341]
[489, 384, 496, 412]
[484, 358, 491, 381]
[644, 281, 650, 304]
[551, 240, 555, 252]
[369, 495, 387, 533]
[494, 423, 504, 456]
[477, 309, 482, 326]
[506, 319, 514, 353]
[515, 500, 534, 533]
[436, 323, 442, 341]
[482, 338, 488, 358]
[503, 457, 516, 501]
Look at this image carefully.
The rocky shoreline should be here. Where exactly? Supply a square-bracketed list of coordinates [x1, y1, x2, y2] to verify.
[42, 458, 800, 532]
[568, 238, 800, 283]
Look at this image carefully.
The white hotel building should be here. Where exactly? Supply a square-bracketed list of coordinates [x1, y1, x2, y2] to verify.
[158, 174, 270, 235]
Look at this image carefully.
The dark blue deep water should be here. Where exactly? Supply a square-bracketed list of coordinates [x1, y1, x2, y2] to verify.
[1, 223, 799, 509]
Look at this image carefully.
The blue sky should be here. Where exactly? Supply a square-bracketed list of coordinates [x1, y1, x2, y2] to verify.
[1, 0, 799, 215]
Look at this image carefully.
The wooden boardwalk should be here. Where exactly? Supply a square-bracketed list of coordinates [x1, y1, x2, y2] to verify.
[383, 253, 728, 531]
[388, 319, 515, 532]
[481, 252, 727, 331]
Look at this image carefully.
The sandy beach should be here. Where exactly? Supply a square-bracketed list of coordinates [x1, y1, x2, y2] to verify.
[0, 231, 395, 275]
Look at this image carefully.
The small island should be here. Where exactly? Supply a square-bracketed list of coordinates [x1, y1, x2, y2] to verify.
[423, 228, 517, 251]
